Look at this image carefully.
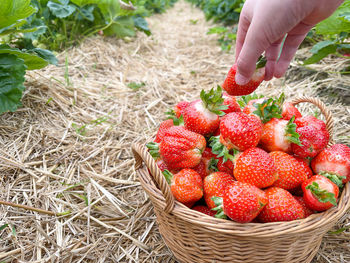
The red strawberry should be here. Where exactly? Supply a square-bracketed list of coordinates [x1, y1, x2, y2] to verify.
[234, 147, 278, 188]
[295, 157, 313, 179]
[302, 175, 339, 212]
[148, 126, 206, 170]
[281, 102, 302, 120]
[294, 196, 314, 218]
[270, 151, 308, 190]
[163, 169, 203, 204]
[204, 172, 235, 209]
[213, 181, 267, 223]
[311, 144, 350, 185]
[292, 116, 329, 158]
[192, 205, 216, 217]
[174, 101, 189, 118]
[219, 112, 263, 151]
[259, 116, 301, 153]
[258, 187, 305, 222]
[155, 119, 174, 143]
[155, 158, 169, 172]
[222, 92, 241, 114]
[222, 57, 266, 96]
[242, 97, 266, 115]
[183, 86, 228, 135]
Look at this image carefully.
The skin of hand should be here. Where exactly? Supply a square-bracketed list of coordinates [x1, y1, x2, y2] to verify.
[234, 0, 344, 85]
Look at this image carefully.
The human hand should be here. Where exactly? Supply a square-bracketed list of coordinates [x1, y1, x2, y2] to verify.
[234, 0, 344, 85]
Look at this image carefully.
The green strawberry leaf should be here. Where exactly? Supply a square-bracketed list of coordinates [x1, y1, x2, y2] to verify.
[237, 93, 264, 108]
[200, 86, 228, 116]
[22, 18, 47, 40]
[211, 196, 227, 219]
[319, 172, 345, 188]
[208, 158, 219, 172]
[165, 110, 184, 126]
[0, 0, 36, 30]
[252, 96, 283, 123]
[0, 54, 27, 114]
[306, 182, 337, 206]
[303, 40, 338, 65]
[146, 142, 160, 158]
[47, 0, 77, 18]
[133, 16, 151, 36]
[162, 169, 173, 184]
[209, 136, 233, 163]
[285, 115, 302, 146]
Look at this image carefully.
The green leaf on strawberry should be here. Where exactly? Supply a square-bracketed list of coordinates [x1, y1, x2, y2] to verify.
[319, 172, 346, 188]
[252, 94, 284, 123]
[165, 109, 184, 126]
[237, 93, 264, 108]
[209, 136, 234, 163]
[200, 85, 228, 116]
[305, 182, 337, 206]
[211, 196, 227, 219]
[285, 115, 303, 146]
[146, 142, 160, 158]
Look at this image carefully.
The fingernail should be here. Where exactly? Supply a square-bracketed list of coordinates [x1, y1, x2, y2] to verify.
[235, 73, 249, 85]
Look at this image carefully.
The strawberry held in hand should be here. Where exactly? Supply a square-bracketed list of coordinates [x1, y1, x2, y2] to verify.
[183, 86, 228, 135]
[258, 187, 305, 223]
[222, 57, 266, 96]
[234, 147, 278, 188]
[212, 181, 267, 223]
[302, 175, 339, 212]
[311, 144, 350, 186]
[163, 169, 203, 205]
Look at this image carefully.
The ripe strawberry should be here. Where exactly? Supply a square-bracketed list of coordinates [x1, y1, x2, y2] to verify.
[222, 92, 241, 114]
[222, 57, 266, 96]
[174, 101, 189, 118]
[281, 102, 302, 120]
[289, 156, 314, 195]
[217, 157, 234, 175]
[302, 175, 339, 212]
[147, 126, 206, 170]
[155, 158, 169, 172]
[192, 205, 216, 217]
[294, 196, 314, 218]
[204, 172, 235, 209]
[155, 119, 174, 143]
[219, 112, 263, 151]
[163, 169, 203, 204]
[311, 144, 350, 186]
[270, 151, 308, 190]
[212, 181, 267, 223]
[259, 116, 302, 153]
[242, 97, 266, 115]
[292, 116, 329, 158]
[258, 187, 305, 222]
[183, 86, 228, 135]
[234, 147, 278, 188]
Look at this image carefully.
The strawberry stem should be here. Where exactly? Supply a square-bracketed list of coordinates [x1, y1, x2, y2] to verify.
[252, 97, 282, 123]
[211, 196, 227, 219]
[306, 182, 337, 206]
[208, 158, 219, 172]
[146, 142, 160, 158]
[256, 56, 267, 69]
[165, 110, 184, 126]
[285, 116, 302, 146]
[319, 172, 345, 188]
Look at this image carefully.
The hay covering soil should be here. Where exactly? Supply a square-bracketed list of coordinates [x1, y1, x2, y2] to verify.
[1, 1, 349, 262]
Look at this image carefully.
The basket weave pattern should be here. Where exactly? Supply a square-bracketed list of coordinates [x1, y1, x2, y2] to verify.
[132, 97, 350, 263]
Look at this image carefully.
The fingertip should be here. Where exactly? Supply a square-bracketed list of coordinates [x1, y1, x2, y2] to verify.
[235, 73, 250, 86]
[264, 60, 276, 81]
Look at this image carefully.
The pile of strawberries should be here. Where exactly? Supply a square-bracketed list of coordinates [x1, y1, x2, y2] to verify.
[146, 69, 350, 223]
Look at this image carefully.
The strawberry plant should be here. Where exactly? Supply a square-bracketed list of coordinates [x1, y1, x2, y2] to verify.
[0, 0, 57, 114]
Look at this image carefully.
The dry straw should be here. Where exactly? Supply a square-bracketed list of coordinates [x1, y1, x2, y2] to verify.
[0, 0, 349, 262]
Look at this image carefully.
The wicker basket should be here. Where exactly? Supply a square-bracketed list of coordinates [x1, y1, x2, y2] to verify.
[132, 96, 350, 263]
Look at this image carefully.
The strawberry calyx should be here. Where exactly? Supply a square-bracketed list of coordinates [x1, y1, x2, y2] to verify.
[285, 116, 302, 146]
[319, 172, 346, 188]
[256, 56, 267, 69]
[252, 93, 284, 123]
[165, 110, 184, 126]
[208, 158, 219, 172]
[209, 136, 238, 163]
[211, 196, 227, 219]
[237, 93, 264, 108]
[162, 169, 173, 184]
[146, 142, 160, 158]
[305, 182, 337, 206]
[200, 86, 228, 116]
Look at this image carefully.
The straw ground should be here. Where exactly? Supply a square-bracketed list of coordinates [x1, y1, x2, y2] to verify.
[0, 1, 349, 262]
